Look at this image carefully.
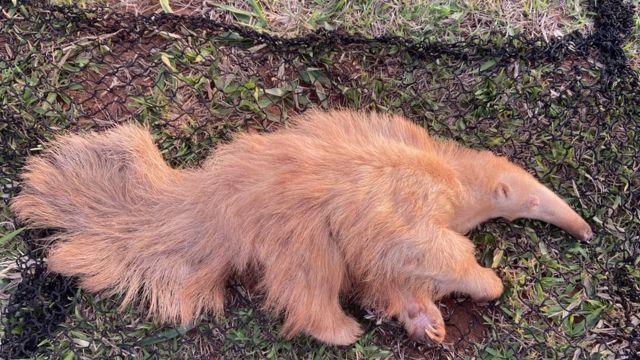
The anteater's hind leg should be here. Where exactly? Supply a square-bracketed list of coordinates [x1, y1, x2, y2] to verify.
[179, 260, 231, 324]
[258, 230, 362, 346]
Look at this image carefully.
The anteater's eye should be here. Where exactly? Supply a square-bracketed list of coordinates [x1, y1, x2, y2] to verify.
[528, 195, 540, 208]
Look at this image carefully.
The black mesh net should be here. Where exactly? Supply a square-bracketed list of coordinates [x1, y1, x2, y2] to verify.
[0, 0, 638, 358]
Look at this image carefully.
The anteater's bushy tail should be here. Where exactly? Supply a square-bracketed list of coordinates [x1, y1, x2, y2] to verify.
[10, 124, 225, 324]
[12, 124, 172, 230]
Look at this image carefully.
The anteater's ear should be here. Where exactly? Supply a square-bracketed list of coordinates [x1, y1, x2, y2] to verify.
[494, 182, 511, 201]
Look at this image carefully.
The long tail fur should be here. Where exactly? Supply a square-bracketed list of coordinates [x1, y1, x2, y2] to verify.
[10, 124, 224, 324]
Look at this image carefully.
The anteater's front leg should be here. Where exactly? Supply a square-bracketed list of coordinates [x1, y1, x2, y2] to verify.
[365, 225, 503, 343]
[430, 229, 504, 302]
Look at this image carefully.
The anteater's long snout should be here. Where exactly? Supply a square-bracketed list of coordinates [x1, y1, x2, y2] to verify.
[533, 186, 593, 242]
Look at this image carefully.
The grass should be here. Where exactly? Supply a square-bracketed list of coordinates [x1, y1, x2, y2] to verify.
[1, 0, 639, 359]
[49, 0, 640, 66]
[97, 0, 594, 40]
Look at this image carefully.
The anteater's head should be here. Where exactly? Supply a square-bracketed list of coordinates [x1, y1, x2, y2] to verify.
[490, 158, 593, 242]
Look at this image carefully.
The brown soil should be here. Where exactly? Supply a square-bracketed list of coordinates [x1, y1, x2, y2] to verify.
[365, 296, 488, 359]
[441, 297, 488, 346]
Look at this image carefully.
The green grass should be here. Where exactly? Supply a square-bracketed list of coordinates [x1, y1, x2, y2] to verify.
[48, 0, 595, 41]
[223, 0, 586, 37]
[47, 0, 639, 67]
[1, 1, 639, 359]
